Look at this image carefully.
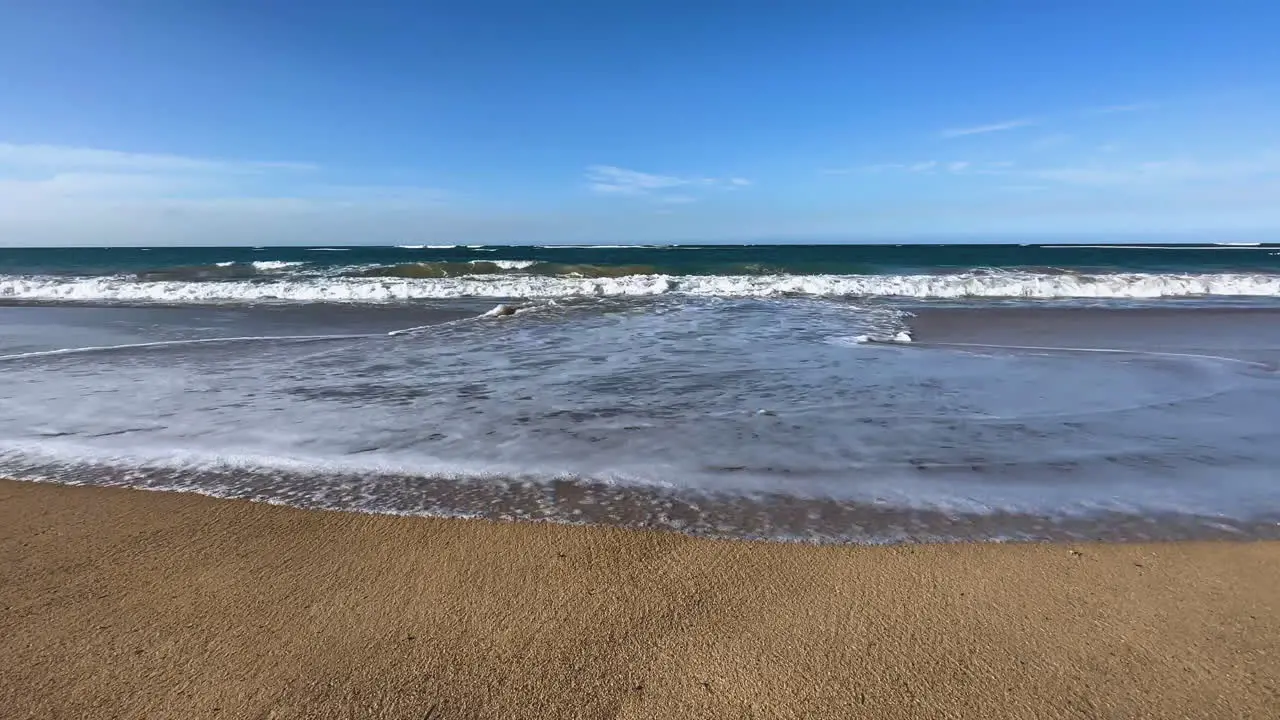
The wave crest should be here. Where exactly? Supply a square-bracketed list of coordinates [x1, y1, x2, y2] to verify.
[4, 270, 1280, 304]
[357, 261, 656, 278]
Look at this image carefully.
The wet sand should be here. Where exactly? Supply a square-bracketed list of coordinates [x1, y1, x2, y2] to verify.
[2, 480, 1278, 719]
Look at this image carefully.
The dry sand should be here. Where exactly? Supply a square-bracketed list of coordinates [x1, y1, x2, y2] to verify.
[1, 479, 1277, 719]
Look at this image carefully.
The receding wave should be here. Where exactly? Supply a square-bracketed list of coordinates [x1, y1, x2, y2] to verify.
[4, 271, 1280, 304]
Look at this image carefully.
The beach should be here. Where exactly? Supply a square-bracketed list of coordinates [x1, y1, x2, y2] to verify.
[6, 0, 1280, 714]
[3, 244, 1280, 717]
[3, 479, 1277, 719]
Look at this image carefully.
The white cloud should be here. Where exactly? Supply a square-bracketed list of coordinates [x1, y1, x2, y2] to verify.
[828, 160, 992, 176]
[0, 142, 316, 174]
[585, 165, 749, 202]
[0, 172, 200, 200]
[830, 154, 1280, 190]
[0, 140, 450, 246]
[585, 165, 688, 196]
[0, 141, 440, 205]
[1027, 156, 1280, 187]
[940, 118, 1036, 138]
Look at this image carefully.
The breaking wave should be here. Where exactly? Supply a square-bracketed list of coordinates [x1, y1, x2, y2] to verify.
[250, 260, 306, 271]
[3, 270, 1280, 304]
[133, 260, 308, 280]
[358, 261, 655, 278]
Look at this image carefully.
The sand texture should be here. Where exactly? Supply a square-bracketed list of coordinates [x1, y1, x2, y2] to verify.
[2, 479, 1278, 719]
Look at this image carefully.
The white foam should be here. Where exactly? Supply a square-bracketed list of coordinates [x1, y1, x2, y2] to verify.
[210, 260, 304, 271]
[483, 259, 537, 270]
[3, 296, 1279, 527]
[481, 303, 521, 317]
[0, 334, 364, 363]
[849, 331, 913, 345]
[534, 244, 660, 249]
[916, 341, 1268, 369]
[396, 244, 426, 249]
[250, 260, 305, 271]
[4, 271, 1280, 304]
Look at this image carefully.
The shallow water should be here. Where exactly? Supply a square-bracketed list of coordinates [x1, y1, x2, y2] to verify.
[2, 298, 1278, 543]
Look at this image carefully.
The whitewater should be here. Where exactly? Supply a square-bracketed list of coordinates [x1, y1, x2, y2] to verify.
[3, 243, 1280, 543]
[4, 270, 1280, 304]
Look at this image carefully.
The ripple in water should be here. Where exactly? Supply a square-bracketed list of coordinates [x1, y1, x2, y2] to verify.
[1, 298, 1279, 542]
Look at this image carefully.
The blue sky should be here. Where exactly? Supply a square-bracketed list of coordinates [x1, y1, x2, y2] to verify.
[1, 1, 1278, 245]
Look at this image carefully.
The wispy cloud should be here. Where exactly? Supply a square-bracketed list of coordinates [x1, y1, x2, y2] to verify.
[585, 165, 749, 202]
[0, 142, 316, 174]
[824, 153, 1280, 191]
[824, 160, 1002, 176]
[940, 118, 1036, 138]
[829, 162, 927, 174]
[1026, 157, 1280, 187]
[585, 165, 687, 196]
[0, 140, 444, 219]
[850, 151, 1280, 189]
[842, 152, 1280, 190]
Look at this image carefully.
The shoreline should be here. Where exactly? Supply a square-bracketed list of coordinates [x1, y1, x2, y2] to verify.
[3, 479, 1277, 718]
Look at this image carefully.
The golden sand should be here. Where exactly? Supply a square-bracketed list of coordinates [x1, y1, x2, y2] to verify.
[1, 479, 1277, 719]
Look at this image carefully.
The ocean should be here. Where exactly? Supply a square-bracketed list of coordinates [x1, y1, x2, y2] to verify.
[3, 242, 1279, 542]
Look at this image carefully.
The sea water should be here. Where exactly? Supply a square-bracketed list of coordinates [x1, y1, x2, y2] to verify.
[2, 243, 1278, 542]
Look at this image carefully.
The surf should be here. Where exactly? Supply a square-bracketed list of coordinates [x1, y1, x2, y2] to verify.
[4, 270, 1280, 303]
